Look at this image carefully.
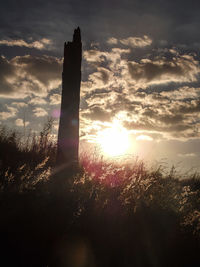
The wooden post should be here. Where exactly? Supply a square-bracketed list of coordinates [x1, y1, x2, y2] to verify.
[56, 27, 82, 171]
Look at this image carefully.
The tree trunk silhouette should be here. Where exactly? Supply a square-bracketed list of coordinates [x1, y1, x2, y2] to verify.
[56, 27, 82, 172]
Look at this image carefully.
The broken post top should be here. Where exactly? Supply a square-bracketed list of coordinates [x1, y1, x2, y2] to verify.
[63, 27, 82, 70]
[73, 27, 81, 43]
[64, 27, 81, 47]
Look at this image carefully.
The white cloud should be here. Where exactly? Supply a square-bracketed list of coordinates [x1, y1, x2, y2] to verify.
[83, 50, 108, 64]
[107, 36, 152, 48]
[33, 107, 48, 117]
[178, 153, 196, 157]
[136, 135, 153, 141]
[120, 35, 152, 47]
[49, 93, 61, 105]
[0, 38, 52, 50]
[11, 102, 28, 108]
[82, 43, 200, 140]
[107, 37, 118, 45]
[29, 97, 47, 105]
[15, 118, 30, 127]
[0, 105, 18, 120]
[88, 67, 112, 88]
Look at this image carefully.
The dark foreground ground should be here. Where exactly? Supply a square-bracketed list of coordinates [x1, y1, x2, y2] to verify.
[1, 179, 200, 267]
[0, 128, 200, 266]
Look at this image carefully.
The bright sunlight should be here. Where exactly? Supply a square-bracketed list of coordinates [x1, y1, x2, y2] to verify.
[96, 120, 130, 157]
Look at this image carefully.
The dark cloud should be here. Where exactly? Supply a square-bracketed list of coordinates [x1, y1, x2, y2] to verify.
[171, 99, 200, 114]
[106, 94, 139, 114]
[84, 88, 110, 100]
[160, 86, 200, 101]
[98, 67, 110, 84]
[134, 92, 146, 99]
[83, 106, 111, 122]
[124, 119, 191, 136]
[0, 56, 16, 94]
[141, 108, 184, 125]
[157, 114, 184, 125]
[0, 55, 62, 97]
[128, 55, 199, 84]
[14, 55, 62, 85]
[1, 0, 200, 58]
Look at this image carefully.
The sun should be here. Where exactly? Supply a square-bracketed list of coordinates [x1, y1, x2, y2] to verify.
[96, 121, 130, 157]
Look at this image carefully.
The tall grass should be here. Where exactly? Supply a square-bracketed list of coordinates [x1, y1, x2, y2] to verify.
[0, 119, 56, 192]
[0, 124, 200, 266]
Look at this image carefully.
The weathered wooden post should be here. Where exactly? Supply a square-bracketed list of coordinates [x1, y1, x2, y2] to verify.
[56, 27, 82, 172]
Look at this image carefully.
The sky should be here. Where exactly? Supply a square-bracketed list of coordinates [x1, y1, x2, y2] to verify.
[1, 0, 200, 172]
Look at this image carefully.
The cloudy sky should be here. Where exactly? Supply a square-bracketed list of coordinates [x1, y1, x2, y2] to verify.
[1, 0, 200, 171]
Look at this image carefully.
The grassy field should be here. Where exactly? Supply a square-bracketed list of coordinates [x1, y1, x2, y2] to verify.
[0, 124, 200, 266]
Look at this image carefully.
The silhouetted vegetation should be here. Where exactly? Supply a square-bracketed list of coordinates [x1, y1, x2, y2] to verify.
[0, 125, 200, 266]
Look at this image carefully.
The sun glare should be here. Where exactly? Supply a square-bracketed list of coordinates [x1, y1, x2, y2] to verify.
[96, 121, 130, 157]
